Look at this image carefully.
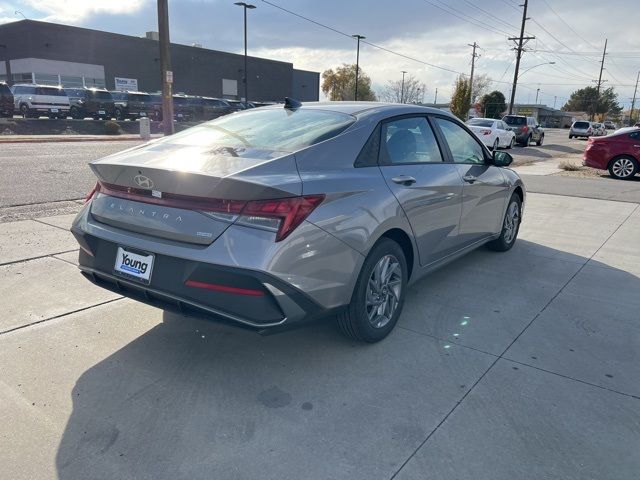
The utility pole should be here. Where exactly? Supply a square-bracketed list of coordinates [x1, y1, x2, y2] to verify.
[434, 87, 438, 104]
[630, 70, 639, 125]
[508, 0, 535, 114]
[593, 38, 608, 121]
[554, 96, 557, 109]
[468, 42, 480, 116]
[400, 70, 407, 103]
[157, 0, 174, 135]
[352, 34, 365, 101]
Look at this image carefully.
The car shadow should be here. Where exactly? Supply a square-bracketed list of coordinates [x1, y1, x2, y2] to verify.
[54, 240, 639, 480]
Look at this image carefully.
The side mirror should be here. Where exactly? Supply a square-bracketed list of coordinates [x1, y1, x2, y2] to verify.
[535, 124, 541, 128]
[493, 150, 513, 167]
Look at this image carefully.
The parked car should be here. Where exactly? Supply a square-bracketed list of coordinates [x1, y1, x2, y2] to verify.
[569, 121, 593, 139]
[65, 87, 115, 120]
[603, 120, 616, 130]
[0, 81, 14, 117]
[502, 115, 544, 146]
[110, 91, 154, 120]
[466, 117, 516, 150]
[172, 94, 197, 122]
[72, 102, 524, 343]
[201, 97, 233, 120]
[11, 83, 70, 119]
[583, 128, 640, 180]
[148, 93, 163, 120]
[226, 99, 249, 112]
[592, 122, 606, 136]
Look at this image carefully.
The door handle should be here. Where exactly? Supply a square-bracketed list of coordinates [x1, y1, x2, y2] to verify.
[391, 175, 417, 186]
[462, 175, 477, 183]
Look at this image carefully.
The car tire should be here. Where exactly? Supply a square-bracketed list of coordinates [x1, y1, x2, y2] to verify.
[608, 156, 638, 180]
[337, 238, 407, 343]
[487, 193, 522, 252]
[536, 134, 544, 146]
[507, 137, 515, 149]
[20, 104, 31, 119]
[569, 135, 573, 139]
[492, 138, 499, 151]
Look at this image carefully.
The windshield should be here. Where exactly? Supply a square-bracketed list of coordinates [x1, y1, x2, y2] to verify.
[129, 94, 151, 103]
[467, 119, 494, 127]
[89, 90, 112, 100]
[38, 87, 66, 96]
[503, 116, 526, 126]
[159, 108, 355, 155]
[173, 96, 190, 105]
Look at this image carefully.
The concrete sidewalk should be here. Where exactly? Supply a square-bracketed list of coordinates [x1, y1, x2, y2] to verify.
[0, 193, 639, 480]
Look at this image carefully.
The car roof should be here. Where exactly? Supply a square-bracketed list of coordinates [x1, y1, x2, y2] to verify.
[260, 101, 453, 119]
[13, 83, 64, 88]
[467, 117, 497, 121]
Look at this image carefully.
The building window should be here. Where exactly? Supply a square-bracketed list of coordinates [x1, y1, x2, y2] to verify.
[60, 75, 84, 88]
[11, 72, 34, 83]
[34, 73, 60, 85]
[84, 77, 106, 88]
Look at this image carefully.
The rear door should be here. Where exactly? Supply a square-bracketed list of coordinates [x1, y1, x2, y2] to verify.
[433, 116, 508, 246]
[377, 115, 464, 266]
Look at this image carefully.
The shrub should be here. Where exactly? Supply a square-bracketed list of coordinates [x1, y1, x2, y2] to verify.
[559, 160, 582, 171]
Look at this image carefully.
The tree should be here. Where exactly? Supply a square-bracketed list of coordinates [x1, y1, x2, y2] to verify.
[562, 86, 622, 119]
[471, 73, 492, 104]
[450, 75, 471, 120]
[379, 74, 426, 104]
[478, 90, 506, 119]
[321, 64, 377, 101]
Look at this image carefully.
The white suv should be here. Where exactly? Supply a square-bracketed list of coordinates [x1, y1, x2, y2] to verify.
[11, 84, 70, 119]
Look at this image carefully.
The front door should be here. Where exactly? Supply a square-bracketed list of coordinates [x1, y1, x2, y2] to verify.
[377, 116, 464, 266]
[433, 116, 509, 246]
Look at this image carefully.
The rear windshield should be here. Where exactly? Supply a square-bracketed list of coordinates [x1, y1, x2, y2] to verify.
[129, 94, 151, 102]
[37, 87, 66, 96]
[159, 108, 355, 155]
[89, 90, 113, 100]
[503, 116, 526, 126]
[467, 119, 494, 127]
[574, 122, 590, 129]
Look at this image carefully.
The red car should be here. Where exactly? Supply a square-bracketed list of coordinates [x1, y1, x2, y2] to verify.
[583, 128, 640, 179]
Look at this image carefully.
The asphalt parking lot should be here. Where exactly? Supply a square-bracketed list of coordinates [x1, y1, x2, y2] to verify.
[1, 144, 639, 479]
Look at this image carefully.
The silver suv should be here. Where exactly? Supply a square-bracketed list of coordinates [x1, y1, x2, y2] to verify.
[72, 102, 525, 342]
[11, 83, 70, 119]
[569, 121, 593, 139]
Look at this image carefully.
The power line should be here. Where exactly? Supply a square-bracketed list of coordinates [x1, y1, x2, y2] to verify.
[420, 0, 512, 37]
[538, 0, 598, 50]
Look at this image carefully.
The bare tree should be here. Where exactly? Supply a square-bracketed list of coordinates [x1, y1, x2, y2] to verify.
[379, 74, 426, 104]
[471, 73, 492, 104]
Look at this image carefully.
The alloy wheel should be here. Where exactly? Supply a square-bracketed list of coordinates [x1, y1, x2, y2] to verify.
[503, 201, 520, 244]
[611, 158, 635, 178]
[365, 254, 402, 329]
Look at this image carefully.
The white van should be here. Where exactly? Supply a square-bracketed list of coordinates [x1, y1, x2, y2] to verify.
[11, 84, 70, 119]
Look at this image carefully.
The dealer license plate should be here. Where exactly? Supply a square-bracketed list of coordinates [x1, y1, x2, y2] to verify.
[114, 247, 154, 283]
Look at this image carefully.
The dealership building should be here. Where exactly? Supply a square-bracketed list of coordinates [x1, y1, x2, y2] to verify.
[0, 19, 320, 102]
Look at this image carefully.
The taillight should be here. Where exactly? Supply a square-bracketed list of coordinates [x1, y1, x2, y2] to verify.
[237, 195, 325, 241]
[482, 129, 492, 135]
[84, 182, 99, 203]
[522, 126, 529, 133]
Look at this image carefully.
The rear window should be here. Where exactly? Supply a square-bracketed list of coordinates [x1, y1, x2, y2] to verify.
[467, 119, 494, 127]
[89, 90, 113, 101]
[159, 108, 355, 155]
[37, 87, 66, 96]
[173, 96, 190, 105]
[129, 94, 151, 103]
[503, 116, 526, 126]
[574, 122, 590, 129]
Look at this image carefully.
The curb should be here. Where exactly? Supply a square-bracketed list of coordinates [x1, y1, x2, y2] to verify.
[0, 135, 162, 144]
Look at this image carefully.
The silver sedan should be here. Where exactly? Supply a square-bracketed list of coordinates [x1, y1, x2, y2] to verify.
[72, 101, 525, 343]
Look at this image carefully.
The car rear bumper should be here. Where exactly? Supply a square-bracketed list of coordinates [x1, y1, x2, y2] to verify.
[70, 200, 364, 330]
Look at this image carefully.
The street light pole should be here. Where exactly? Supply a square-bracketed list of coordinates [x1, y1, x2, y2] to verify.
[235, 2, 256, 104]
[535, 88, 540, 104]
[157, 0, 174, 135]
[629, 70, 639, 126]
[352, 34, 365, 101]
[400, 70, 407, 103]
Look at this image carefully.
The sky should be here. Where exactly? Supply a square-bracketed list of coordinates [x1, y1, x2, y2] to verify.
[1, 0, 639, 107]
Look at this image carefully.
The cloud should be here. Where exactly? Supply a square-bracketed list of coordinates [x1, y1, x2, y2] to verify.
[20, 0, 148, 23]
